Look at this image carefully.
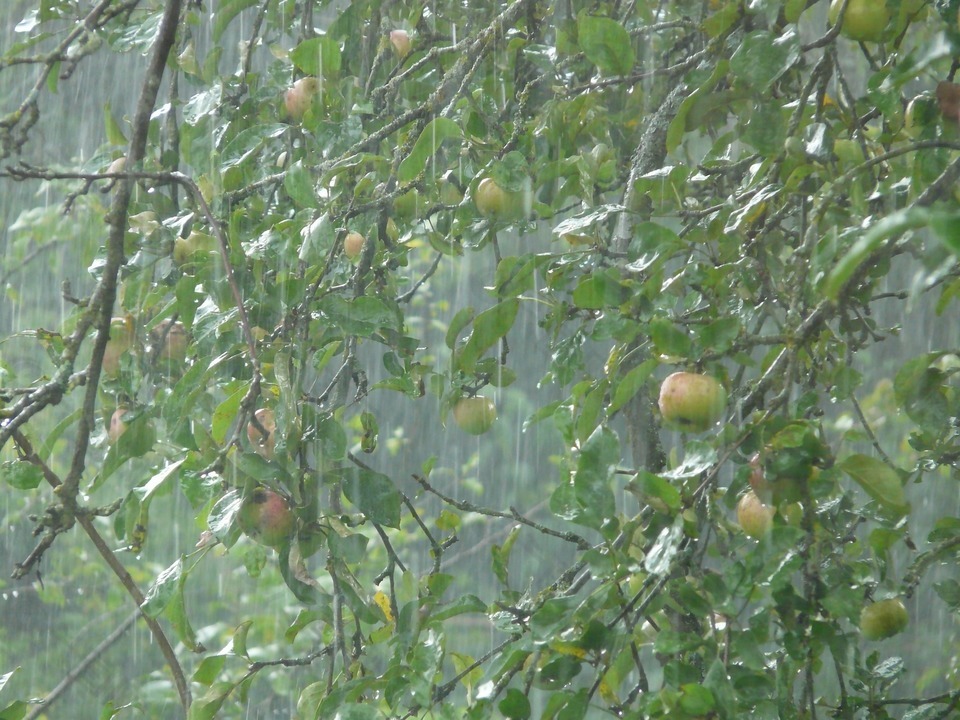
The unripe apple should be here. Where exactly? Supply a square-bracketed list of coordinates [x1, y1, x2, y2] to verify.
[107, 407, 129, 444]
[106, 156, 126, 176]
[154, 320, 188, 362]
[657, 372, 726, 432]
[247, 407, 276, 459]
[736, 491, 774, 539]
[452, 396, 497, 435]
[284, 77, 320, 121]
[474, 178, 527, 220]
[389, 29, 412, 59]
[860, 598, 908, 640]
[828, 0, 890, 42]
[344, 231, 366, 260]
[102, 316, 135, 377]
[237, 487, 295, 548]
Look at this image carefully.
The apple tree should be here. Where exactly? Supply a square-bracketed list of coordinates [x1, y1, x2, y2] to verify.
[2, 0, 960, 718]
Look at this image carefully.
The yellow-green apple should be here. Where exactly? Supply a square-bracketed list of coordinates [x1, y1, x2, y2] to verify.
[860, 598, 908, 640]
[657, 372, 726, 432]
[247, 407, 276, 459]
[452, 396, 497, 435]
[284, 77, 319, 121]
[473, 177, 528, 220]
[828, 0, 890, 42]
[736, 490, 774, 539]
[344, 231, 366, 260]
[154, 320, 188, 362]
[107, 407, 129, 444]
[237, 487, 295, 548]
[102, 315, 135, 377]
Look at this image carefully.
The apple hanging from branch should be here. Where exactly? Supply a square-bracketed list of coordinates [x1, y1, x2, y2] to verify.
[452, 396, 497, 435]
[237, 487, 295, 548]
[284, 77, 320, 121]
[859, 598, 908, 640]
[657, 371, 726, 433]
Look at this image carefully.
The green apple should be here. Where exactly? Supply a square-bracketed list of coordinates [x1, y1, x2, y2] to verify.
[904, 94, 938, 139]
[344, 231, 366, 260]
[237, 487, 295, 548]
[389, 29, 412, 59]
[284, 77, 319, 121]
[154, 320, 188, 363]
[860, 598, 908, 640]
[657, 372, 726, 432]
[452, 396, 497, 435]
[473, 178, 528, 221]
[247, 407, 276, 459]
[828, 0, 890, 42]
[736, 491, 774, 539]
[107, 407, 129, 444]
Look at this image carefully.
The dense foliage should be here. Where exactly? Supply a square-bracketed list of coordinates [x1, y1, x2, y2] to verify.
[3, 0, 960, 718]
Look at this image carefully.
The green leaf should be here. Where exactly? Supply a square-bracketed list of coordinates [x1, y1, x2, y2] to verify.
[492, 525, 521, 587]
[141, 557, 184, 619]
[398, 117, 461, 182]
[894, 353, 951, 431]
[2, 461, 42, 490]
[498, 688, 531, 719]
[823, 207, 929, 300]
[0, 700, 28, 720]
[609, 358, 657, 413]
[284, 161, 319, 208]
[212, 0, 258, 41]
[645, 516, 683, 576]
[320, 295, 399, 336]
[187, 682, 234, 720]
[578, 14, 634, 75]
[649, 319, 692, 357]
[839, 454, 909, 517]
[290, 36, 342, 79]
[340, 467, 402, 527]
[730, 30, 799, 90]
[457, 299, 519, 372]
[572, 272, 628, 309]
[446, 306, 475, 349]
[103, 103, 126, 145]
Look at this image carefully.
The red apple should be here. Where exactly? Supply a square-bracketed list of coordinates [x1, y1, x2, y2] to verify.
[284, 77, 320, 121]
[657, 372, 726, 432]
[247, 408, 276, 459]
[237, 487, 295, 548]
[389, 29, 412, 59]
[860, 598, 908, 640]
[736, 491, 774, 539]
[452, 396, 497, 435]
[344, 231, 366, 260]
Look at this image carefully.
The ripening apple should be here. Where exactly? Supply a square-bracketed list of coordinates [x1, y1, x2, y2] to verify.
[452, 396, 497, 435]
[344, 231, 366, 260]
[107, 407, 129, 444]
[860, 598, 908, 640]
[657, 372, 726, 433]
[247, 407, 276, 459]
[154, 320, 188, 362]
[102, 315, 135, 377]
[389, 29, 412, 59]
[237, 487, 295, 548]
[284, 77, 320, 121]
[736, 491, 775, 539]
[828, 0, 890, 42]
[473, 177, 528, 221]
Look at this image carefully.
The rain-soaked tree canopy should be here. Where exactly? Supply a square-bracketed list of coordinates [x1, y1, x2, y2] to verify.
[3, 0, 960, 717]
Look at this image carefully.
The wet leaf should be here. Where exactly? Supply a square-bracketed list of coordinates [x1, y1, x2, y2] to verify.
[398, 117, 461, 182]
[578, 14, 634, 76]
[839, 454, 909, 516]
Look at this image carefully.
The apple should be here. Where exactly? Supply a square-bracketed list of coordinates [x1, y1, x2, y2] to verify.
[344, 231, 366, 260]
[107, 407, 129, 444]
[174, 230, 215, 265]
[389, 29, 412, 59]
[452, 396, 497, 435]
[904, 94, 939, 138]
[736, 491, 774, 539]
[247, 407, 276, 459]
[284, 77, 319, 121]
[657, 372, 726, 432]
[474, 178, 527, 220]
[237, 487, 295, 548]
[828, 0, 889, 42]
[859, 598, 908, 640]
[102, 315, 135, 377]
[154, 320, 188, 362]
